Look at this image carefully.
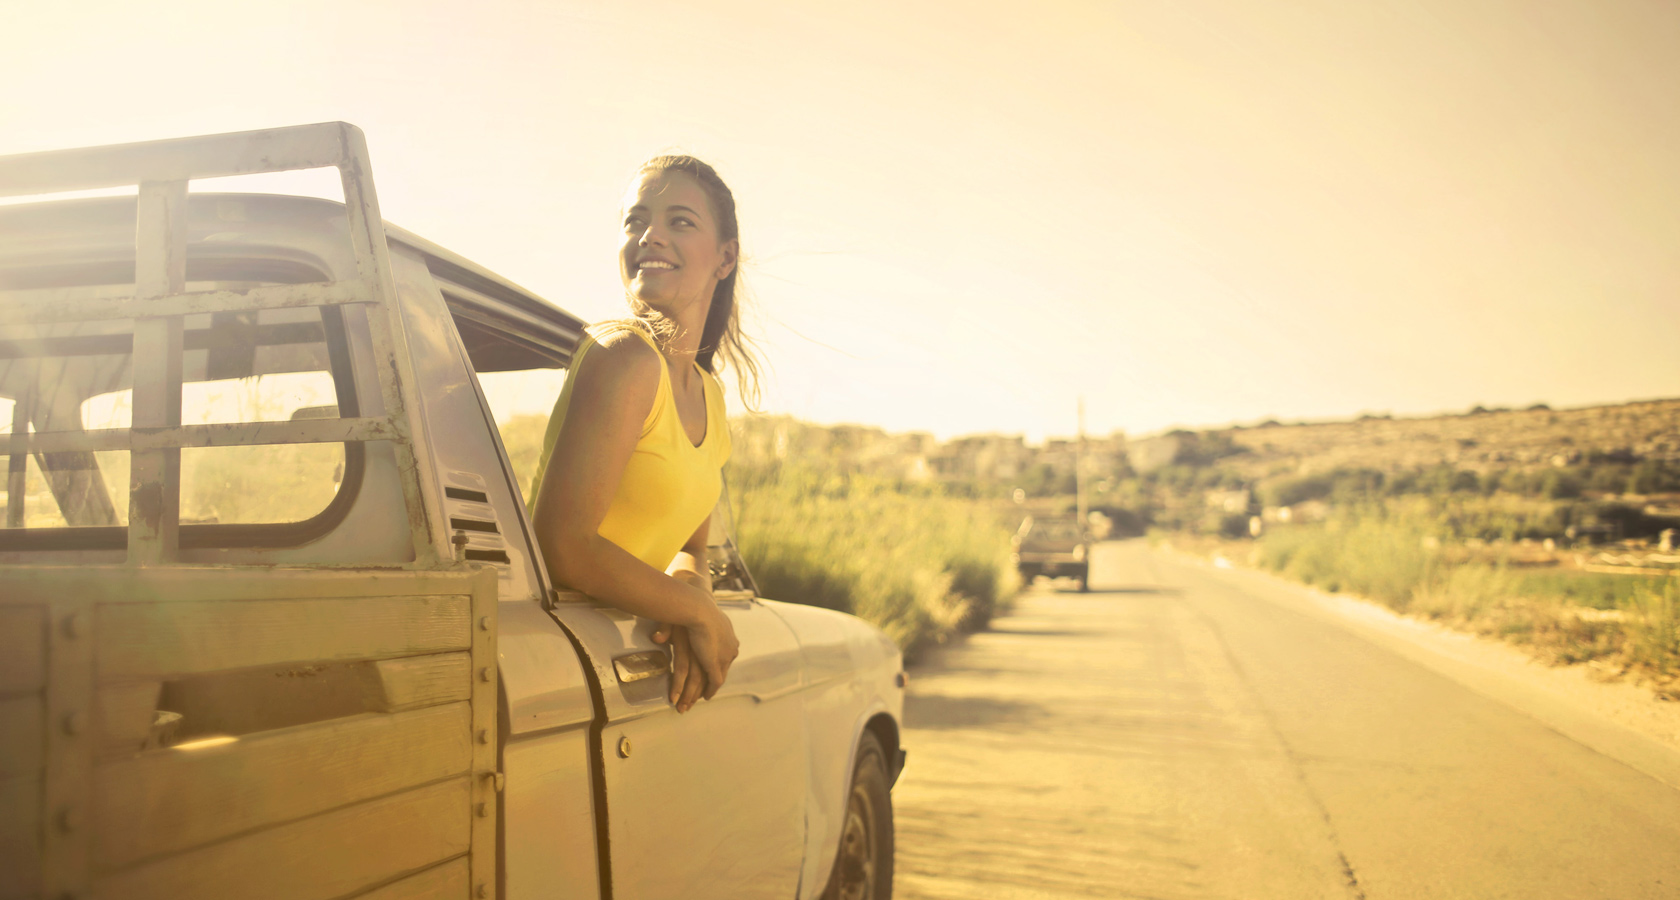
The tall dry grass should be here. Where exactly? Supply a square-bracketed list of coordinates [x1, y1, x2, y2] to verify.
[730, 465, 1018, 660]
[1257, 506, 1680, 695]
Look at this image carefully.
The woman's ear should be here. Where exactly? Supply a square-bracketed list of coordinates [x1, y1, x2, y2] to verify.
[715, 239, 739, 281]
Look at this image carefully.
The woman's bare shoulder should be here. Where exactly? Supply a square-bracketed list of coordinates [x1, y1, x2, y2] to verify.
[571, 327, 661, 405]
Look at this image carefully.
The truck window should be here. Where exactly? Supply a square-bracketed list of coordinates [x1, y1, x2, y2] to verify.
[0, 295, 362, 548]
[475, 367, 567, 501]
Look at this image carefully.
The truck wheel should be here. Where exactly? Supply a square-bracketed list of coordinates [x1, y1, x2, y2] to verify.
[823, 731, 894, 900]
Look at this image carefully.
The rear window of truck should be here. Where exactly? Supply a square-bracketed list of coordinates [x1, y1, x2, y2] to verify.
[1, 278, 362, 550]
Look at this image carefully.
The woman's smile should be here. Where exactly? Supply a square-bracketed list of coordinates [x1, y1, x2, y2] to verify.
[636, 258, 678, 274]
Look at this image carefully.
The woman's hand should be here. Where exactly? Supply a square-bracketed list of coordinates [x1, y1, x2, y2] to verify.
[686, 606, 739, 698]
[653, 603, 738, 708]
[655, 626, 708, 713]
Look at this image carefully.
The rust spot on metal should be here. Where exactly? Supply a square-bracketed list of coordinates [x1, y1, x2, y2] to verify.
[131, 481, 164, 528]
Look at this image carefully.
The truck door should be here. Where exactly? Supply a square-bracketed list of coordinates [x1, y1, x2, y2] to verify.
[544, 494, 809, 900]
[466, 350, 810, 897]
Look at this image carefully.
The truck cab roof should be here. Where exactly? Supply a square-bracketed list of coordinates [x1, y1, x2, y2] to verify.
[0, 192, 586, 372]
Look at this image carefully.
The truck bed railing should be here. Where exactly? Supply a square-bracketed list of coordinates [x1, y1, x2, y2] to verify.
[0, 123, 446, 566]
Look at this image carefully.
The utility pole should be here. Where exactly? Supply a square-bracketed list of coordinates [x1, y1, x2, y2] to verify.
[1076, 396, 1088, 529]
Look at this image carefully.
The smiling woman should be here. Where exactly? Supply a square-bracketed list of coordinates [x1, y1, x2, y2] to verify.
[526, 155, 760, 714]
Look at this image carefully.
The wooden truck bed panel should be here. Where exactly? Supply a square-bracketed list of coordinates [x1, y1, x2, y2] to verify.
[358, 857, 471, 900]
[0, 771, 40, 899]
[92, 776, 473, 900]
[0, 565, 497, 900]
[99, 595, 472, 678]
[95, 702, 474, 869]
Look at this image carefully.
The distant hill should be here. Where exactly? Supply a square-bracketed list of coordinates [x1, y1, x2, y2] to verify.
[1118, 398, 1680, 544]
[1208, 398, 1680, 482]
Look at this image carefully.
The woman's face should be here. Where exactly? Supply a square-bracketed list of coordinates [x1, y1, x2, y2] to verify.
[620, 170, 738, 320]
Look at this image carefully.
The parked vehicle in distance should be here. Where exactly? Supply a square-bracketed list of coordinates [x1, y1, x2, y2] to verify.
[1013, 515, 1091, 591]
[0, 123, 903, 900]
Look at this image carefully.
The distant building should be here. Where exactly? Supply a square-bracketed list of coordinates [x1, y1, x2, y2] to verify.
[1127, 434, 1182, 473]
[929, 434, 1030, 482]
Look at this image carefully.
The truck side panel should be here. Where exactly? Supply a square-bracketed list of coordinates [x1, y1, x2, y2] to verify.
[0, 565, 498, 900]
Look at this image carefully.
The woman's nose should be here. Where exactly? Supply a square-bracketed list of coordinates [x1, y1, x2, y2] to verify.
[637, 226, 664, 247]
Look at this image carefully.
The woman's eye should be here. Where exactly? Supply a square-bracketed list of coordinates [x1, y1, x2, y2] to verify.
[624, 216, 645, 230]
[672, 217, 694, 228]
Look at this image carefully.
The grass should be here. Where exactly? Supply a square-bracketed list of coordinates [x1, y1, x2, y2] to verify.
[1256, 513, 1440, 608]
[729, 464, 1019, 661]
[498, 414, 548, 503]
[1255, 506, 1680, 696]
[498, 413, 1020, 660]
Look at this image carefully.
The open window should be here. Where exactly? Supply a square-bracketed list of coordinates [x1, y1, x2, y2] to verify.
[707, 478, 759, 595]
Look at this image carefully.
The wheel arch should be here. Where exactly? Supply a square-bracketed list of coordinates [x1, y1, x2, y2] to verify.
[864, 712, 905, 788]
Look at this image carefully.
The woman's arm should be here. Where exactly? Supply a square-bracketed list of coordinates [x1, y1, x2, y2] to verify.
[665, 515, 711, 597]
[656, 516, 725, 711]
[530, 335, 738, 691]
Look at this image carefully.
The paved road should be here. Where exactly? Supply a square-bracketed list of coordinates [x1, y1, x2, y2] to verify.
[892, 540, 1680, 899]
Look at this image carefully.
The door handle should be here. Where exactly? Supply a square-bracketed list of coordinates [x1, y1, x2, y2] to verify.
[613, 648, 670, 684]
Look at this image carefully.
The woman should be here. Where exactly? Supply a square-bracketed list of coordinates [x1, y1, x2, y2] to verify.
[528, 155, 756, 714]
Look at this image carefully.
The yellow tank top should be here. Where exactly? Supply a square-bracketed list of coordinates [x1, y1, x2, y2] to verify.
[526, 326, 732, 572]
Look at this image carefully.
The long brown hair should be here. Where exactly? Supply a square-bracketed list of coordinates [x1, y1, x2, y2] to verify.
[629, 154, 763, 410]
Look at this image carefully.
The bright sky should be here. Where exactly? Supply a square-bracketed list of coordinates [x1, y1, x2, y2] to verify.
[4, 0, 1677, 441]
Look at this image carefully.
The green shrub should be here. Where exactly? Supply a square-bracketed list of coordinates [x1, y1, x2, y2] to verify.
[1258, 513, 1439, 610]
[1260, 473, 1334, 507]
[1625, 580, 1680, 677]
[1540, 469, 1583, 499]
[1260, 467, 1387, 507]
[497, 414, 548, 499]
[731, 464, 1019, 661]
[1258, 505, 1680, 688]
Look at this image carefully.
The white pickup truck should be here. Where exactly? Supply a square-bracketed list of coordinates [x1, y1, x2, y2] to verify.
[0, 123, 904, 900]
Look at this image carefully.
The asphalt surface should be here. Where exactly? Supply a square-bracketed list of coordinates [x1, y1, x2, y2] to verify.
[891, 539, 1680, 899]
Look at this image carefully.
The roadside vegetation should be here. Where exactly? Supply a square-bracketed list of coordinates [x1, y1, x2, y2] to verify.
[497, 413, 1020, 661]
[726, 462, 1018, 660]
[1252, 505, 1679, 696]
[1110, 404, 1680, 698]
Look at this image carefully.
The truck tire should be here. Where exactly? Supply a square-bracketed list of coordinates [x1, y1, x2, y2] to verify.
[822, 730, 894, 900]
